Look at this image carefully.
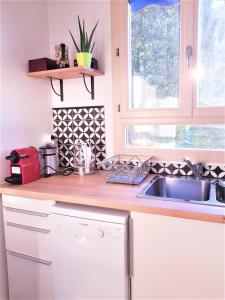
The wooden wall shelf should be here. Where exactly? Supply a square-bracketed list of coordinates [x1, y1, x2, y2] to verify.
[26, 67, 104, 101]
[26, 66, 104, 80]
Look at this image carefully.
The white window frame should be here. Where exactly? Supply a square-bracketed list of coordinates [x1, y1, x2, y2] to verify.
[111, 0, 225, 163]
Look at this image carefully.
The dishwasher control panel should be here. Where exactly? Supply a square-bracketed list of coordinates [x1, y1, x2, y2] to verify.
[51, 213, 126, 241]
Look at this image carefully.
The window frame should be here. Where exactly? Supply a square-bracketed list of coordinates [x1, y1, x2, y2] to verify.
[111, 0, 225, 163]
[192, 1, 225, 118]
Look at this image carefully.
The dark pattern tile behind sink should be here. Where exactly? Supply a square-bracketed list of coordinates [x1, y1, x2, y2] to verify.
[150, 161, 225, 179]
[52, 106, 106, 168]
[203, 164, 225, 179]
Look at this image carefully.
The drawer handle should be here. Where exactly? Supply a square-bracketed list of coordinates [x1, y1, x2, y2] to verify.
[4, 206, 49, 217]
[8, 251, 52, 265]
[6, 222, 50, 234]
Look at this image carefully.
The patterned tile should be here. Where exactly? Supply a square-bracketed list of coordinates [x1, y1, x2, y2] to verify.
[93, 144, 106, 166]
[58, 143, 74, 168]
[94, 106, 105, 120]
[150, 162, 172, 176]
[150, 161, 225, 179]
[171, 162, 193, 177]
[53, 121, 73, 144]
[52, 106, 105, 168]
[73, 131, 96, 145]
[72, 107, 96, 121]
[217, 166, 225, 179]
[93, 120, 106, 144]
[53, 108, 73, 121]
[203, 164, 225, 179]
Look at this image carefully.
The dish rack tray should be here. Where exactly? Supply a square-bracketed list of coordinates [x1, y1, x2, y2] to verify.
[97, 155, 152, 185]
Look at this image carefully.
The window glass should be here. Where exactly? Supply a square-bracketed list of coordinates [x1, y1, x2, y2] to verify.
[197, 0, 225, 107]
[130, 1, 180, 109]
[126, 124, 225, 150]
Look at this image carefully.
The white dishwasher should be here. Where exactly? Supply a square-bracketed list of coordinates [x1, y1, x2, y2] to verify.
[50, 202, 131, 300]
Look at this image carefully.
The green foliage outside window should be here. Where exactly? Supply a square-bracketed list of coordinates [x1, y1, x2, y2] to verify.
[131, 3, 180, 99]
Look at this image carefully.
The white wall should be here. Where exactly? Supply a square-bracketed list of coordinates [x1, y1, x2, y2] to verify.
[0, 2, 113, 297]
[0, 198, 7, 300]
[0, 0, 53, 181]
[0, 1, 52, 298]
[47, 0, 114, 156]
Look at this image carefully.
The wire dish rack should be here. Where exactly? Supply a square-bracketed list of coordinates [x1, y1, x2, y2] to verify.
[97, 155, 152, 185]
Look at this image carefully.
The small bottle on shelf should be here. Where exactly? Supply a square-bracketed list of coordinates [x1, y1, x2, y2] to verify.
[55, 43, 70, 68]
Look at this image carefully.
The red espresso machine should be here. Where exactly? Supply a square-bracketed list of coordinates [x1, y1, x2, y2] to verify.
[5, 147, 41, 184]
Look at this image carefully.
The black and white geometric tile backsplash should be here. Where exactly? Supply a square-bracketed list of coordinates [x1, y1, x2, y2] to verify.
[52, 106, 224, 178]
[150, 161, 225, 179]
[52, 106, 106, 168]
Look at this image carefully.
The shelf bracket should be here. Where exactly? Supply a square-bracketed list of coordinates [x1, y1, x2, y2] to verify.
[82, 74, 95, 100]
[49, 78, 64, 102]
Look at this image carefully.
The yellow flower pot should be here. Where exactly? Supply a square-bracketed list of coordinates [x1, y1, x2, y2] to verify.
[76, 52, 92, 68]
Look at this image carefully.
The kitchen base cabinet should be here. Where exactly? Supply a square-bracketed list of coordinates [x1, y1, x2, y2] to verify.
[7, 251, 53, 300]
[2, 195, 54, 300]
[4, 223, 51, 261]
[131, 212, 225, 300]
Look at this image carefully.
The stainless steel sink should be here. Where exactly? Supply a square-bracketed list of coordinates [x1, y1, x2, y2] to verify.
[137, 176, 225, 207]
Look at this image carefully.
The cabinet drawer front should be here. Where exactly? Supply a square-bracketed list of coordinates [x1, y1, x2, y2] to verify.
[2, 194, 54, 214]
[3, 206, 51, 230]
[4, 222, 52, 261]
[7, 251, 53, 300]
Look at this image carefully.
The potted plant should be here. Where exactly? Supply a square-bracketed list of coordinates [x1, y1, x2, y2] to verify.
[69, 15, 98, 68]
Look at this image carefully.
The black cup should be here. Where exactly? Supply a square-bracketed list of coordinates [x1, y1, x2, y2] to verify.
[216, 182, 225, 203]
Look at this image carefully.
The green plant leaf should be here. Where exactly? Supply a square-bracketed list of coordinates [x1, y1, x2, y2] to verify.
[86, 32, 89, 51]
[75, 15, 98, 53]
[82, 19, 85, 52]
[90, 41, 95, 53]
[78, 15, 84, 51]
[69, 30, 80, 52]
[87, 20, 99, 53]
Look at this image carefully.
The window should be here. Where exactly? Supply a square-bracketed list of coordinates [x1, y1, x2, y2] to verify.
[197, 0, 225, 107]
[111, 0, 225, 162]
[126, 124, 225, 150]
[130, 1, 180, 109]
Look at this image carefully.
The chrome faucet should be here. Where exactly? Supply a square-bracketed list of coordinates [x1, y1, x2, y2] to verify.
[182, 158, 203, 180]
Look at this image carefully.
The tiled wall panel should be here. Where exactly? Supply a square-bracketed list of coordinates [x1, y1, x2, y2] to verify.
[52, 106, 224, 179]
[150, 161, 225, 179]
[53, 106, 106, 168]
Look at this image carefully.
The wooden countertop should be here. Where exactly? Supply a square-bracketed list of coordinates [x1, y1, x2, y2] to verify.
[0, 172, 225, 223]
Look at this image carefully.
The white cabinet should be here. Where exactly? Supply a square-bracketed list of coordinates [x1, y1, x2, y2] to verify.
[7, 251, 52, 300]
[4, 222, 51, 260]
[131, 212, 225, 300]
[2, 194, 225, 300]
[2, 195, 54, 300]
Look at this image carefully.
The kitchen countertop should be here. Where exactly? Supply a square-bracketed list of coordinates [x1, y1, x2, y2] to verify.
[0, 172, 224, 223]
